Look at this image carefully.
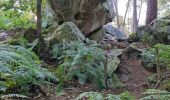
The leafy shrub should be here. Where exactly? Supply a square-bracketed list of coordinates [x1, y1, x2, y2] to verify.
[0, 9, 36, 30]
[0, 0, 51, 30]
[0, 44, 58, 96]
[0, 0, 36, 30]
[0, 14, 10, 29]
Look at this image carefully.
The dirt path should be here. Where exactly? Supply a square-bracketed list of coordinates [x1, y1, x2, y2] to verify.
[118, 58, 152, 99]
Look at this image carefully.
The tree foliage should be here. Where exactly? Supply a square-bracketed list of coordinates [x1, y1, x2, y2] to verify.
[0, 0, 36, 29]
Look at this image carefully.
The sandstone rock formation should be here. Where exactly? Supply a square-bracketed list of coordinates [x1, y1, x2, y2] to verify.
[48, 0, 115, 36]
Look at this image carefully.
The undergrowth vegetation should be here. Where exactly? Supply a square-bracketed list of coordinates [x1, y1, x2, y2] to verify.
[52, 42, 122, 89]
[0, 44, 58, 98]
[140, 89, 170, 100]
[76, 89, 170, 100]
[0, 0, 48, 30]
[76, 91, 135, 100]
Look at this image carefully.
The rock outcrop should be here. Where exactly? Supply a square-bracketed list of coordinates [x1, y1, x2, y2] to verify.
[136, 17, 170, 45]
[48, 0, 115, 36]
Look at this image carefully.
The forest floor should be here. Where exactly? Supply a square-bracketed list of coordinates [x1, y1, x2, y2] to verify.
[0, 31, 153, 100]
[33, 52, 152, 100]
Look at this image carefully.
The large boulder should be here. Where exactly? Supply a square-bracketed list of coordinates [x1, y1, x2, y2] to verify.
[106, 49, 123, 76]
[103, 23, 127, 41]
[88, 28, 105, 42]
[141, 50, 156, 72]
[152, 19, 170, 44]
[44, 22, 85, 47]
[48, 0, 115, 36]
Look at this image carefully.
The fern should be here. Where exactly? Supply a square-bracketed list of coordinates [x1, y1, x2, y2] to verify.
[109, 74, 124, 88]
[53, 42, 107, 88]
[140, 89, 170, 100]
[106, 94, 121, 100]
[76, 91, 135, 100]
[53, 41, 122, 88]
[0, 44, 58, 95]
[75, 92, 103, 100]
[1, 94, 29, 99]
[106, 91, 135, 100]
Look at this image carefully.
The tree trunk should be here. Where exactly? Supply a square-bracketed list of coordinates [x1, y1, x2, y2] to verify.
[132, 0, 138, 33]
[146, 0, 157, 24]
[113, 0, 120, 29]
[122, 0, 131, 31]
[37, 0, 45, 52]
[138, 0, 143, 24]
[37, 0, 42, 39]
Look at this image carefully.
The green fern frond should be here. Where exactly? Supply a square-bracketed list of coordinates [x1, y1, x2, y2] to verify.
[106, 94, 121, 100]
[140, 89, 170, 100]
[1, 94, 29, 99]
[106, 91, 135, 100]
[53, 41, 120, 88]
[75, 91, 103, 100]
[76, 91, 135, 100]
[0, 44, 58, 94]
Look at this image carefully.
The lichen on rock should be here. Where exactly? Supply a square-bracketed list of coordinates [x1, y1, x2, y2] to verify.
[44, 22, 85, 48]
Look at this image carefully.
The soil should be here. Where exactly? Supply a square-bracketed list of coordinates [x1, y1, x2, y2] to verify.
[118, 58, 152, 99]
